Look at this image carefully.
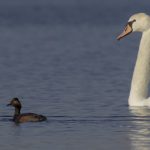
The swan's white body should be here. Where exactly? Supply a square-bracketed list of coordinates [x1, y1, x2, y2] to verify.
[118, 13, 150, 106]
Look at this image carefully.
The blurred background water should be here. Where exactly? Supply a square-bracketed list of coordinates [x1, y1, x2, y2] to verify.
[0, 0, 150, 150]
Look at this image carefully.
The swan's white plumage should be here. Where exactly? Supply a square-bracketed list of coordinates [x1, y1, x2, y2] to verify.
[120, 13, 150, 106]
[128, 13, 150, 32]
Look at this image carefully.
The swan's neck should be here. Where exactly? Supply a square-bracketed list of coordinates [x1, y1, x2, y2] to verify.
[129, 30, 150, 106]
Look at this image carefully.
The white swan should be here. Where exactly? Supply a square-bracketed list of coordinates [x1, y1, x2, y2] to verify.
[117, 13, 150, 106]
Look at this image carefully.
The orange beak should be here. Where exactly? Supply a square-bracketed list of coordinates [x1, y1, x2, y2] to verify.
[117, 23, 133, 40]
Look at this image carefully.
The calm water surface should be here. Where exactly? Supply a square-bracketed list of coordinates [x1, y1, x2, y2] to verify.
[0, 1, 150, 150]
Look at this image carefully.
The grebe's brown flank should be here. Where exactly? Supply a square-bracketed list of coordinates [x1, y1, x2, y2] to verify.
[7, 98, 47, 123]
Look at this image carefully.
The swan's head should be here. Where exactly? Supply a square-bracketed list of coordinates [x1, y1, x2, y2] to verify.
[117, 13, 150, 40]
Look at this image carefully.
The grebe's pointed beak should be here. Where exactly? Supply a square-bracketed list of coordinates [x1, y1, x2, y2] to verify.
[117, 23, 133, 40]
[6, 103, 11, 106]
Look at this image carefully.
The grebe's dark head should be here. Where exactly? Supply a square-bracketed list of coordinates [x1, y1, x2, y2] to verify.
[7, 97, 22, 109]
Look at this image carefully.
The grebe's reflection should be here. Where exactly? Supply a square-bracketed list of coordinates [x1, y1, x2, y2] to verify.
[129, 107, 150, 150]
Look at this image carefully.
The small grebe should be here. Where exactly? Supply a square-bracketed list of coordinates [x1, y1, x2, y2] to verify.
[7, 98, 47, 123]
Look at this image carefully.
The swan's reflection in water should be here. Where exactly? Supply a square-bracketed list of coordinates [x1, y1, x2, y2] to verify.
[129, 107, 150, 150]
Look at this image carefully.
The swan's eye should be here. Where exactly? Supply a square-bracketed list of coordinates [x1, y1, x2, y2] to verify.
[125, 19, 136, 31]
[130, 19, 136, 24]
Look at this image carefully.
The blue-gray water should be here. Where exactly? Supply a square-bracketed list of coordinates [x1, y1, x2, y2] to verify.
[0, 0, 150, 150]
